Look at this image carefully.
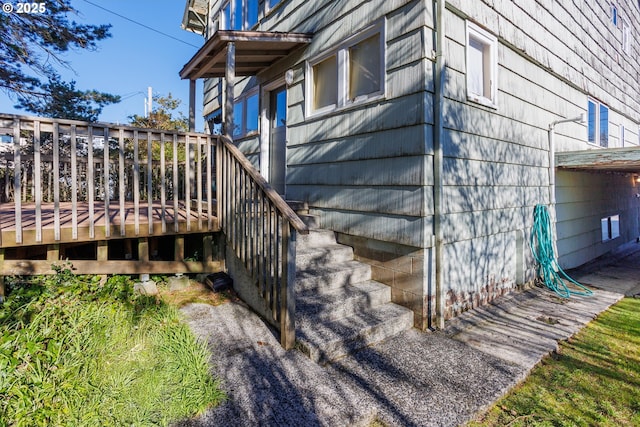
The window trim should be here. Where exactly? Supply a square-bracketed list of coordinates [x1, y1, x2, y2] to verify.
[466, 21, 498, 108]
[232, 89, 260, 139]
[305, 22, 386, 119]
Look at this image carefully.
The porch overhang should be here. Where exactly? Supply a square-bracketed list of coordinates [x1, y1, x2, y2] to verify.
[556, 146, 640, 174]
[179, 30, 313, 80]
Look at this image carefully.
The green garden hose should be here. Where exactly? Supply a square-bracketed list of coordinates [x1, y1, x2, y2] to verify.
[530, 204, 593, 298]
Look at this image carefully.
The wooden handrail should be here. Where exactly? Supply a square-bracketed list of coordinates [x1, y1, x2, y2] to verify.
[217, 134, 307, 349]
[218, 135, 308, 234]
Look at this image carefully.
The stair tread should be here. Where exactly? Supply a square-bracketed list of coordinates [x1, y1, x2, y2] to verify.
[297, 280, 390, 321]
[296, 303, 413, 349]
[297, 243, 353, 256]
[296, 259, 370, 277]
[297, 279, 389, 302]
[298, 229, 337, 247]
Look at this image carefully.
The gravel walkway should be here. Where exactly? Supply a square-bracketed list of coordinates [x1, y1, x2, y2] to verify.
[177, 282, 623, 427]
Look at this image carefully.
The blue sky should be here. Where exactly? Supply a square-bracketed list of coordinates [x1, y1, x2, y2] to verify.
[0, 0, 206, 131]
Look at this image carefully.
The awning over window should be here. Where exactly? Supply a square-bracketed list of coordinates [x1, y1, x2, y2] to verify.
[556, 146, 640, 173]
[180, 31, 312, 80]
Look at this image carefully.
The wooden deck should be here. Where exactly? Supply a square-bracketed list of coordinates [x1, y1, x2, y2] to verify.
[0, 201, 218, 247]
[0, 114, 222, 279]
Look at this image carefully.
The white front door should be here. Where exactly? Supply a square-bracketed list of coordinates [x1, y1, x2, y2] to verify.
[268, 85, 287, 195]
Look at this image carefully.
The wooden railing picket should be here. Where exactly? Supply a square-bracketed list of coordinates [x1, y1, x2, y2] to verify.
[34, 121, 42, 243]
[217, 135, 307, 349]
[12, 119, 22, 244]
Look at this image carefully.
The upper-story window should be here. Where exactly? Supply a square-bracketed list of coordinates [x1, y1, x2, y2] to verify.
[306, 23, 385, 117]
[588, 98, 609, 148]
[622, 19, 631, 54]
[221, 0, 259, 30]
[611, 3, 618, 26]
[466, 21, 498, 107]
[267, 0, 281, 11]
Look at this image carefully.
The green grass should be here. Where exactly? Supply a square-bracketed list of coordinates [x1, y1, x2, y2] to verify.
[0, 266, 224, 426]
[468, 297, 640, 426]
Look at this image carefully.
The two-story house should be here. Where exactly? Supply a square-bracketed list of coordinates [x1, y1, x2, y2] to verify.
[180, 0, 640, 358]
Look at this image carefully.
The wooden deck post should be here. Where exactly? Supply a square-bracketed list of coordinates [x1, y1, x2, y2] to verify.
[0, 249, 5, 303]
[189, 79, 196, 132]
[175, 235, 185, 261]
[280, 224, 297, 350]
[203, 234, 213, 263]
[225, 42, 236, 138]
[97, 241, 108, 262]
[47, 244, 60, 263]
[138, 238, 149, 262]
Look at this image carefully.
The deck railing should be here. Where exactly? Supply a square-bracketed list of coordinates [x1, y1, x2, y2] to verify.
[0, 114, 215, 246]
[217, 135, 308, 349]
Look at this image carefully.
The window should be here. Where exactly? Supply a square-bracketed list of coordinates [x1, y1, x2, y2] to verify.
[620, 124, 625, 147]
[268, 0, 281, 10]
[466, 22, 498, 106]
[232, 91, 259, 138]
[601, 215, 620, 241]
[307, 24, 385, 116]
[349, 33, 382, 101]
[611, 3, 618, 26]
[221, 0, 258, 30]
[622, 20, 631, 54]
[587, 99, 609, 147]
[206, 109, 223, 135]
[312, 55, 338, 111]
[600, 104, 609, 147]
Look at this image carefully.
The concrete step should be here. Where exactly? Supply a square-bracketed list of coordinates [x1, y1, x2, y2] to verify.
[297, 280, 391, 322]
[298, 229, 337, 248]
[298, 213, 320, 229]
[286, 200, 309, 214]
[296, 244, 354, 270]
[295, 260, 371, 293]
[296, 303, 414, 364]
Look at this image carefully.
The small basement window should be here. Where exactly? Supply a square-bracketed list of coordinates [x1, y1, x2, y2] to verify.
[601, 215, 620, 241]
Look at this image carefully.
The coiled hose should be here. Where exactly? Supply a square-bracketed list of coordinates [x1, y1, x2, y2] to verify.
[530, 204, 593, 298]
